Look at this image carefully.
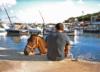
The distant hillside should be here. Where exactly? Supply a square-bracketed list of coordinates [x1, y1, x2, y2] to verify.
[64, 11, 100, 23]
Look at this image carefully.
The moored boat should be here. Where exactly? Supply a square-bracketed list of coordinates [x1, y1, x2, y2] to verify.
[6, 29, 20, 36]
[83, 29, 100, 33]
[0, 28, 7, 36]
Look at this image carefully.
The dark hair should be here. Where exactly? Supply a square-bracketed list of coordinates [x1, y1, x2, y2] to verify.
[55, 23, 64, 30]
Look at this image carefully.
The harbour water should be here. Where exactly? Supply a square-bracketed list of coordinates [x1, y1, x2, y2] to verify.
[0, 33, 100, 62]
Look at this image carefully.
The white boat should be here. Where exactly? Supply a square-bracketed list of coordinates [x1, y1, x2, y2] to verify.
[28, 28, 41, 34]
[27, 25, 42, 34]
[0, 28, 7, 36]
[43, 24, 55, 35]
[43, 24, 75, 36]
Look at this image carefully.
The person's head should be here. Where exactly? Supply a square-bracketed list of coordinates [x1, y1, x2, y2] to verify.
[55, 23, 64, 31]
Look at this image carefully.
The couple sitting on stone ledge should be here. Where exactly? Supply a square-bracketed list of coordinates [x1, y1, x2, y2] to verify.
[24, 23, 71, 61]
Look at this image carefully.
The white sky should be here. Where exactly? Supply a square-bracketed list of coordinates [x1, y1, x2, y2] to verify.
[0, 0, 100, 23]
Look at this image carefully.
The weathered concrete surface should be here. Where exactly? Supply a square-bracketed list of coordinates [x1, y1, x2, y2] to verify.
[0, 59, 100, 72]
[0, 47, 100, 72]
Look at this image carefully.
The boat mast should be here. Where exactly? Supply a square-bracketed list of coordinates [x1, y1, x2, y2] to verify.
[39, 10, 45, 37]
[3, 7, 13, 28]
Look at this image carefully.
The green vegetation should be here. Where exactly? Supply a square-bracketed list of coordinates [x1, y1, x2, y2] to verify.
[64, 11, 100, 23]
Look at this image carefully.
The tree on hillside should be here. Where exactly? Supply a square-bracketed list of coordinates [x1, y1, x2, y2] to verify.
[64, 11, 100, 23]
[64, 17, 75, 23]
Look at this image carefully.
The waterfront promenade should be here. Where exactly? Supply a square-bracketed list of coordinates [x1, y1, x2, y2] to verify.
[0, 47, 100, 72]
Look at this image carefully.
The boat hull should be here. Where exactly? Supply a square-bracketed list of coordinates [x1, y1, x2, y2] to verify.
[83, 30, 100, 33]
[6, 29, 20, 36]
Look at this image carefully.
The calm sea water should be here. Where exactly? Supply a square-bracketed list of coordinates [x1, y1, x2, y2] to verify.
[0, 33, 100, 61]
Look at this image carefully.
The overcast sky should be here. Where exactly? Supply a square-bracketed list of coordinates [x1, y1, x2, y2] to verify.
[0, 0, 100, 23]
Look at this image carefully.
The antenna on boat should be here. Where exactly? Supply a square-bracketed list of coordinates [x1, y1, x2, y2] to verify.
[38, 10, 45, 37]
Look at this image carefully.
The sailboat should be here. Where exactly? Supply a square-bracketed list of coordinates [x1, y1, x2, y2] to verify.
[3, 7, 21, 36]
[4, 7, 30, 36]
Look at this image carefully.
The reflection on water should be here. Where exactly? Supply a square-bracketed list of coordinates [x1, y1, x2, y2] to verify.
[0, 33, 100, 61]
[71, 33, 100, 61]
[74, 35, 80, 44]
[0, 35, 29, 51]
[12, 36, 21, 43]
